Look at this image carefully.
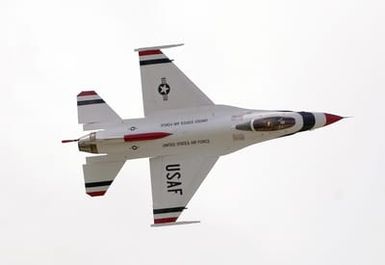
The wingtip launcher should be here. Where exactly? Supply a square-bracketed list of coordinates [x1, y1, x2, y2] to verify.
[134, 43, 184, 52]
[150, 221, 201, 227]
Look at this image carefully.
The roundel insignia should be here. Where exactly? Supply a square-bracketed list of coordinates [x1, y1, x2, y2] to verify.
[158, 77, 170, 101]
[131, 145, 138, 150]
[158, 84, 170, 95]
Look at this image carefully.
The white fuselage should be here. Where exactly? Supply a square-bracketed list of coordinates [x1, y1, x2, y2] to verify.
[67, 44, 345, 224]
[78, 105, 327, 159]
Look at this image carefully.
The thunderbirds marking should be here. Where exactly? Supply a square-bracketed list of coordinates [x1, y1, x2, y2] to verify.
[62, 44, 344, 226]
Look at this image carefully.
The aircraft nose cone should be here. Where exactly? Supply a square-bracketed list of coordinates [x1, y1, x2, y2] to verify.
[324, 113, 343, 126]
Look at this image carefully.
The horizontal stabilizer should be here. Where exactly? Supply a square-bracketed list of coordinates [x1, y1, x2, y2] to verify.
[83, 155, 125, 197]
[77, 91, 122, 130]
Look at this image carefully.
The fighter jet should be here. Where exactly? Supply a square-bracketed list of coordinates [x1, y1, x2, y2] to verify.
[62, 44, 343, 226]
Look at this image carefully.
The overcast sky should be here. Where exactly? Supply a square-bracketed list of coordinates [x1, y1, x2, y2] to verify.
[1, 0, 385, 264]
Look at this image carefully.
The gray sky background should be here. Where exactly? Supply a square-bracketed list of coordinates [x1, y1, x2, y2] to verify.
[1, 0, 384, 264]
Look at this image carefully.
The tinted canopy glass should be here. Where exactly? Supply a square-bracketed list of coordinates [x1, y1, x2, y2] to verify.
[236, 117, 295, 131]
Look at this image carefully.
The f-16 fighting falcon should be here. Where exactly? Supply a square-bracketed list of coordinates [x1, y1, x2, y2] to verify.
[62, 44, 344, 226]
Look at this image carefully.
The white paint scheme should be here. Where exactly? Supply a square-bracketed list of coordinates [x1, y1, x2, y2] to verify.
[68, 44, 343, 226]
[313, 112, 327, 129]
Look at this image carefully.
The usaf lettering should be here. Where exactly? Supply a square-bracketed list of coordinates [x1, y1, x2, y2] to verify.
[166, 164, 183, 195]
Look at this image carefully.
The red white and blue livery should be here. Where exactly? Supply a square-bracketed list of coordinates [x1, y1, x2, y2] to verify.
[63, 44, 344, 226]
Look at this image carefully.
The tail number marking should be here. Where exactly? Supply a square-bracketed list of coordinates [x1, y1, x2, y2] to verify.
[166, 164, 183, 195]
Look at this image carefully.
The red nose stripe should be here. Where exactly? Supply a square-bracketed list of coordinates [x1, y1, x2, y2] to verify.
[124, 132, 172, 142]
[325, 113, 343, 125]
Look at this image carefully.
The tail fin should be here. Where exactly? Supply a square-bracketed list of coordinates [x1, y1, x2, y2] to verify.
[77, 91, 122, 130]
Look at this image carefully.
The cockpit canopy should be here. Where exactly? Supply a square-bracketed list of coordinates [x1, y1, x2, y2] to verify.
[236, 117, 296, 131]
